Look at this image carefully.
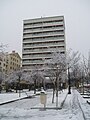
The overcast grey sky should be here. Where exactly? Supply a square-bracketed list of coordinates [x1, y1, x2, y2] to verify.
[0, 0, 90, 57]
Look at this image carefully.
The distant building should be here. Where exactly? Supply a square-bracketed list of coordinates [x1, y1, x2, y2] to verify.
[0, 53, 8, 73]
[22, 16, 66, 71]
[7, 51, 21, 74]
[0, 56, 3, 72]
[88, 51, 90, 73]
[0, 51, 21, 74]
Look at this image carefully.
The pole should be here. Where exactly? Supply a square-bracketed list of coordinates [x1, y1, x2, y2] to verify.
[18, 76, 21, 97]
[68, 67, 71, 94]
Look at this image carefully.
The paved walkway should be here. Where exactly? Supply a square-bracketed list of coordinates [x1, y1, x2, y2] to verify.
[31, 89, 68, 109]
[0, 89, 68, 108]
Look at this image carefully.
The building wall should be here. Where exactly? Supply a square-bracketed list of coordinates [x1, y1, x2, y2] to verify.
[0, 57, 3, 72]
[22, 16, 66, 71]
[7, 51, 21, 74]
[0, 53, 8, 73]
[0, 51, 21, 74]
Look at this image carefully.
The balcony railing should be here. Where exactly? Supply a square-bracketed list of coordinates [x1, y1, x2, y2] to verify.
[23, 32, 64, 39]
[23, 43, 65, 49]
[23, 27, 64, 34]
[24, 21, 64, 29]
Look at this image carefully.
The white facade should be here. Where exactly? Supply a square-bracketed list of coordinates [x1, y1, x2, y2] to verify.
[0, 51, 21, 74]
[0, 53, 8, 73]
[22, 16, 66, 71]
[0, 56, 3, 72]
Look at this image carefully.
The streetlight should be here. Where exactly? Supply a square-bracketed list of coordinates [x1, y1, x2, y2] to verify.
[68, 66, 71, 94]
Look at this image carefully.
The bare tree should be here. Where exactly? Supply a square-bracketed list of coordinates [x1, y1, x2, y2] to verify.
[80, 63, 85, 94]
[0, 72, 4, 93]
[82, 51, 90, 83]
[0, 43, 8, 54]
[0, 43, 8, 92]
[70, 63, 81, 88]
[44, 49, 80, 107]
[66, 49, 80, 94]
[15, 70, 24, 97]
[80, 54, 90, 94]
[5, 69, 24, 96]
[44, 51, 66, 107]
[23, 71, 33, 91]
[30, 66, 45, 94]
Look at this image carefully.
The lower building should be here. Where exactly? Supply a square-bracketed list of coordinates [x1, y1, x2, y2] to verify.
[7, 51, 21, 74]
[0, 51, 21, 74]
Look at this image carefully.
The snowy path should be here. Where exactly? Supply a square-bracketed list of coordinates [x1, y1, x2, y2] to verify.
[62, 89, 85, 120]
[0, 89, 90, 120]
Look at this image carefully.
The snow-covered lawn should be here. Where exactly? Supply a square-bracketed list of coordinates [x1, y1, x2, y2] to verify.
[0, 89, 90, 120]
[0, 90, 35, 104]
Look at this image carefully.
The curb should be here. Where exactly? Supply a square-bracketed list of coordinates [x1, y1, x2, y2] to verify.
[31, 107, 62, 110]
[0, 95, 34, 106]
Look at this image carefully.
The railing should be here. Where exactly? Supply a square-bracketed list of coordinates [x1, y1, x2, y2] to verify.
[24, 21, 64, 29]
[23, 27, 64, 34]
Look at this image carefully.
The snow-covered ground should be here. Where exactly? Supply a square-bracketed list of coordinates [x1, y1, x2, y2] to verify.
[0, 90, 34, 104]
[0, 89, 90, 120]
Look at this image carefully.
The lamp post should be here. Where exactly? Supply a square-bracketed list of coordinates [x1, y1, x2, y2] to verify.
[18, 76, 21, 97]
[68, 66, 71, 94]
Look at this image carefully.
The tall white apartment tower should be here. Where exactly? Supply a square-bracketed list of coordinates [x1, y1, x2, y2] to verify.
[22, 16, 66, 71]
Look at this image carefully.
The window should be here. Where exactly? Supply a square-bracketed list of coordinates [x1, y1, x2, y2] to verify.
[10, 67, 12, 69]
[3, 63, 5, 66]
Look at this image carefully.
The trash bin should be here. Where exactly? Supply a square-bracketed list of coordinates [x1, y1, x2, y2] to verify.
[40, 90, 47, 108]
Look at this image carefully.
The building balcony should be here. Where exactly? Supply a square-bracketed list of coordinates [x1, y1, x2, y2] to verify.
[23, 27, 64, 34]
[24, 21, 64, 29]
[23, 43, 65, 49]
[23, 32, 64, 39]
[22, 62, 44, 66]
[22, 50, 65, 59]
[23, 32, 64, 38]
[23, 38, 64, 44]
[22, 46, 65, 54]
[24, 16, 64, 24]
[22, 55, 51, 60]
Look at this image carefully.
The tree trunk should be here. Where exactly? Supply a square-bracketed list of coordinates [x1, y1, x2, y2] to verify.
[28, 84, 31, 91]
[0, 84, 2, 93]
[52, 87, 55, 103]
[82, 80, 84, 94]
[56, 76, 59, 108]
[34, 79, 36, 94]
[56, 88, 58, 108]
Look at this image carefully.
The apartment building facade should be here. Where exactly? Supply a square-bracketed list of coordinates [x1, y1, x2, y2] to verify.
[7, 51, 21, 74]
[0, 51, 21, 74]
[0, 56, 3, 72]
[22, 16, 66, 71]
[0, 53, 8, 73]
